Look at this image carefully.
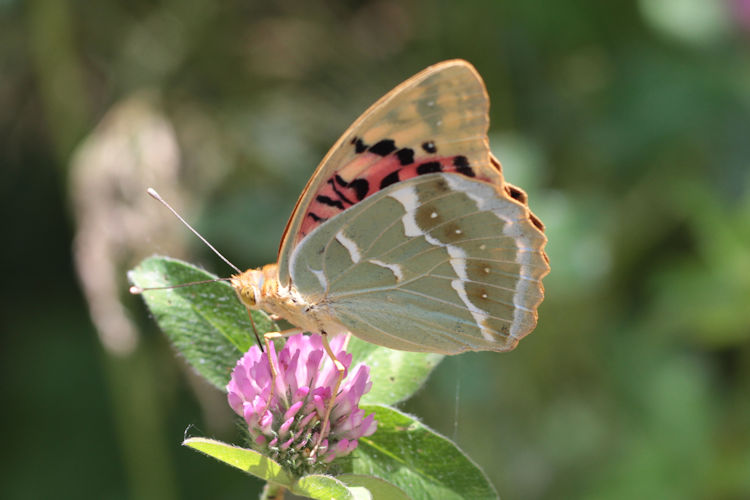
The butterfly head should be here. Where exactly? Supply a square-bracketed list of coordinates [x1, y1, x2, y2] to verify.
[231, 264, 280, 310]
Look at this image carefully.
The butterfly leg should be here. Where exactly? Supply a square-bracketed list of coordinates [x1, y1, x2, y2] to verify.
[244, 307, 264, 350]
[312, 331, 346, 457]
[262, 328, 303, 410]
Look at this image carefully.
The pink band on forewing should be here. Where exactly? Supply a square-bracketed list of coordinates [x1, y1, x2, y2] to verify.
[297, 151, 490, 243]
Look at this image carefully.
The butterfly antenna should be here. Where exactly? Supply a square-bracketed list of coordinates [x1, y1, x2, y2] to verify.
[142, 189, 264, 351]
[147, 188, 241, 274]
[129, 278, 232, 295]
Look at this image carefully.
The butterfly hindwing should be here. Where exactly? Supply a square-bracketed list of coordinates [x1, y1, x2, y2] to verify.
[288, 173, 548, 354]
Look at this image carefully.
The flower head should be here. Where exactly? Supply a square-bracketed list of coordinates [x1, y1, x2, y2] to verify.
[226, 333, 377, 475]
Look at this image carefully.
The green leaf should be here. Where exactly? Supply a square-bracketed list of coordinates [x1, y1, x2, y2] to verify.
[352, 405, 498, 500]
[128, 256, 277, 389]
[291, 474, 355, 499]
[338, 474, 411, 500]
[183, 437, 293, 486]
[347, 336, 443, 405]
[130, 256, 440, 402]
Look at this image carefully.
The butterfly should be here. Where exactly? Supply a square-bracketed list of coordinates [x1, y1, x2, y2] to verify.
[231, 59, 550, 356]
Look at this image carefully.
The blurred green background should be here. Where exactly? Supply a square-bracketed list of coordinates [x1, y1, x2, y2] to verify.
[2, 0, 749, 498]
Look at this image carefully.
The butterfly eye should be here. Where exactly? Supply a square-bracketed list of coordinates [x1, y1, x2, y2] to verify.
[239, 286, 257, 307]
[231, 271, 263, 309]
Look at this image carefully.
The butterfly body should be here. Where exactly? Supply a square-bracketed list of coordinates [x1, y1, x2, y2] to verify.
[232, 265, 350, 340]
[232, 60, 549, 355]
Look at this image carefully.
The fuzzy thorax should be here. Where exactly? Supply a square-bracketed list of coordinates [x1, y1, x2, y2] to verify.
[230, 264, 340, 336]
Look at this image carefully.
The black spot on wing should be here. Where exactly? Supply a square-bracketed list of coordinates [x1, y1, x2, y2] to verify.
[396, 148, 415, 165]
[327, 178, 353, 205]
[417, 161, 442, 175]
[316, 195, 345, 210]
[506, 185, 527, 204]
[453, 155, 469, 168]
[489, 155, 503, 172]
[351, 137, 368, 153]
[369, 139, 397, 156]
[380, 170, 400, 189]
[308, 212, 326, 222]
[422, 141, 437, 153]
[529, 213, 544, 231]
[334, 174, 369, 201]
[349, 178, 369, 200]
[453, 155, 475, 177]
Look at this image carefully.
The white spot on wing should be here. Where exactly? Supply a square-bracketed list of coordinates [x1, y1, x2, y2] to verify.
[309, 267, 327, 290]
[369, 259, 404, 281]
[447, 246, 467, 279]
[335, 231, 361, 263]
[388, 187, 421, 236]
[452, 279, 494, 341]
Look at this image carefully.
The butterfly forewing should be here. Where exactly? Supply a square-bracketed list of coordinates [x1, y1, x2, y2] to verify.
[288, 173, 548, 354]
[277, 60, 502, 286]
